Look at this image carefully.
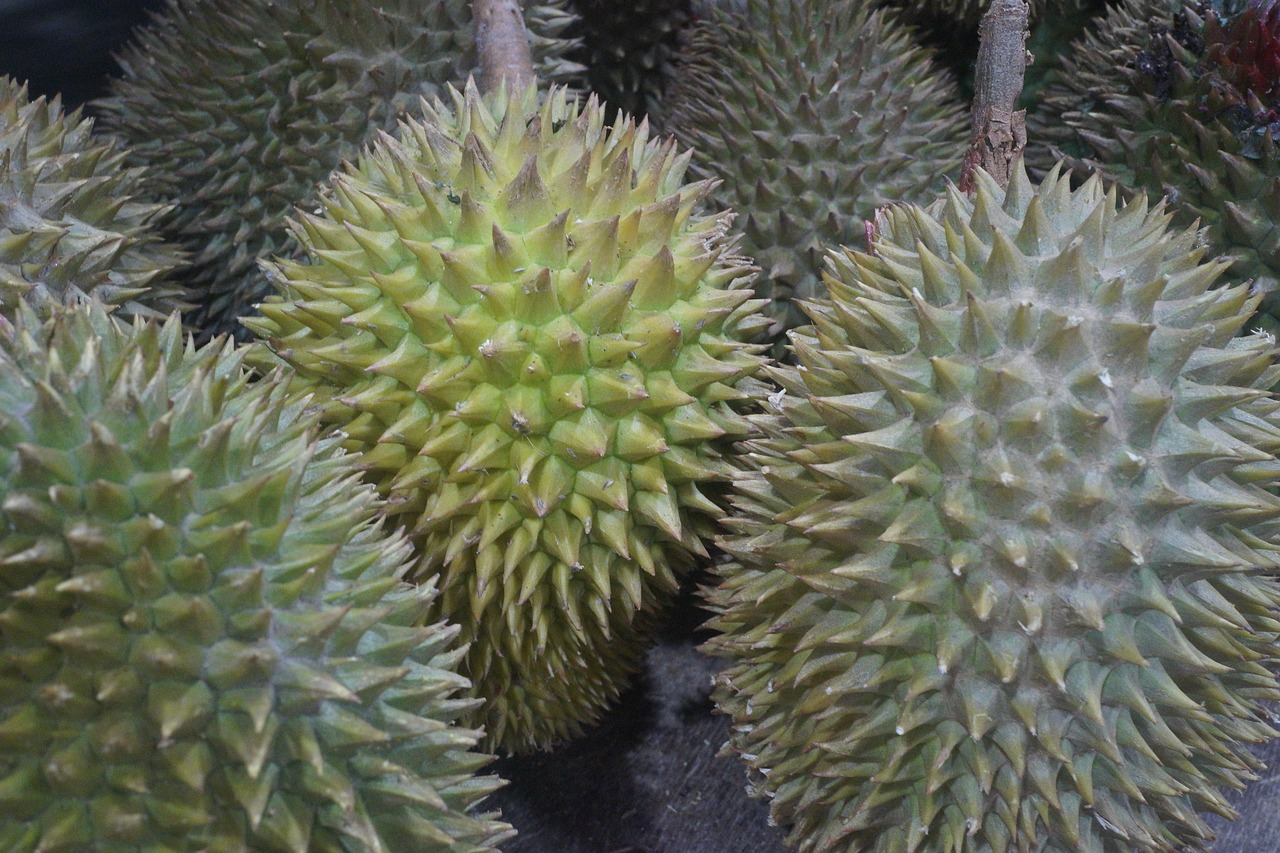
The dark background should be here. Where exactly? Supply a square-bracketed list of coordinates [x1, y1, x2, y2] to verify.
[0, 3, 1277, 851]
[0, 0, 164, 105]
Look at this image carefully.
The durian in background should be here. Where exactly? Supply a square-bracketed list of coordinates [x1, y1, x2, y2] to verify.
[565, 0, 693, 123]
[0, 76, 185, 319]
[1027, 0, 1184, 169]
[705, 164, 1280, 852]
[1029, 0, 1280, 331]
[96, 0, 581, 341]
[865, 0, 1107, 129]
[1019, 6, 1112, 112]
[0, 302, 512, 851]
[248, 82, 769, 752]
[664, 0, 968, 344]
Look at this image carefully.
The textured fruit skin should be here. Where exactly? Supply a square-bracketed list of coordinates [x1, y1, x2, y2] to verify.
[0, 77, 186, 319]
[96, 0, 581, 341]
[247, 83, 770, 752]
[1028, 0, 1185, 170]
[0, 303, 511, 852]
[664, 0, 967, 342]
[567, 0, 693, 122]
[1035, 1, 1280, 329]
[705, 164, 1280, 852]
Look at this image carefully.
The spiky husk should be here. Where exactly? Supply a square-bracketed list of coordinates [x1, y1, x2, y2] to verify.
[1020, 6, 1114, 114]
[96, 0, 581, 341]
[567, 0, 693, 122]
[664, 0, 967, 342]
[0, 302, 511, 851]
[247, 83, 769, 751]
[706, 164, 1280, 852]
[1027, 0, 1185, 171]
[1035, 1, 1280, 330]
[0, 77, 185, 319]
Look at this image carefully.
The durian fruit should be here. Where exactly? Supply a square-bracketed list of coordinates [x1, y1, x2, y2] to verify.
[566, 0, 693, 123]
[247, 82, 769, 751]
[1021, 8, 1111, 113]
[96, 0, 581, 341]
[0, 302, 512, 851]
[872, 0, 1104, 132]
[664, 0, 968, 343]
[705, 163, 1280, 852]
[0, 77, 185, 319]
[1027, 0, 1184, 168]
[1035, 0, 1280, 330]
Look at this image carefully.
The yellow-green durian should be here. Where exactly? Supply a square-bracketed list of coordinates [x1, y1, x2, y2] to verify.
[248, 82, 770, 752]
[0, 302, 511, 852]
[0, 77, 185, 318]
[96, 0, 581, 341]
[706, 163, 1280, 852]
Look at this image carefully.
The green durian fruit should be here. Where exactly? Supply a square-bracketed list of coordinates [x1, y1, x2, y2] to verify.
[96, 0, 581, 341]
[664, 0, 968, 343]
[1020, 8, 1110, 111]
[566, 0, 693, 123]
[0, 77, 185, 319]
[1028, 0, 1185, 169]
[246, 83, 770, 752]
[1034, 0, 1280, 329]
[706, 164, 1280, 852]
[0, 302, 512, 851]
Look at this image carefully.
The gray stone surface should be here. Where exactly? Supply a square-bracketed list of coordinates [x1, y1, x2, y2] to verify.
[489, 590, 789, 853]
[490, 590, 1280, 853]
[1209, 734, 1280, 853]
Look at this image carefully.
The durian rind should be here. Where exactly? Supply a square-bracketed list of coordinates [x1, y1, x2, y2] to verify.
[665, 0, 967, 340]
[567, 0, 693, 122]
[0, 302, 511, 852]
[1027, 0, 1185, 169]
[249, 83, 770, 751]
[0, 77, 186, 319]
[1034, 1, 1280, 328]
[706, 163, 1280, 852]
[97, 0, 582, 340]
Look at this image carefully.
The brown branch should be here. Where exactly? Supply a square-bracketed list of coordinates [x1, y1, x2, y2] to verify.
[960, 0, 1031, 192]
[473, 0, 536, 94]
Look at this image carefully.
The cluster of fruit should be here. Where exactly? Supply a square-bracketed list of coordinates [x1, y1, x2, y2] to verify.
[2, 0, 1280, 850]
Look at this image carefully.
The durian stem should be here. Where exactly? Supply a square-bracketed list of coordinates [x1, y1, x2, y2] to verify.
[473, 0, 537, 94]
[960, 0, 1030, 191]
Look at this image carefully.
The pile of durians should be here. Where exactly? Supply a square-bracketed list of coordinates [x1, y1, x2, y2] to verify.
[3, 0, 1280, 850]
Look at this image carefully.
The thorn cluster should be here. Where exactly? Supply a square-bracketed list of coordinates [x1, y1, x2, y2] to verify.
[97, 0, 582, 340]
[566, 0, 694, 122]
[249, 83, 769, 751]
[0, 303, 510, 851]
[0, 77, 186, 319]
[665, 0, 968, 342]
[706, 164, 1280, 852]
[1034, 0, 1280, 331]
